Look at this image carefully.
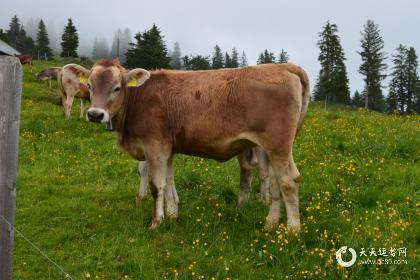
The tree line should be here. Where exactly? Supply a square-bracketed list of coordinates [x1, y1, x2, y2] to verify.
[313, 20, 420, 113]
[1, 15, 419, 114]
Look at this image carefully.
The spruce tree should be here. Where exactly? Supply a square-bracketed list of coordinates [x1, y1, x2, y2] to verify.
[0, 29, 7, 42]
[125, 24, 170, 69]
[183, 55, 211, 70]
[36, 19, 53, 60]
[212, 45, 224, 69]
[170, 42, 182, 69]
[240, 51, 248, 67]
[7, 15, 21, 50]
[315, 21, 350, 104]
[6, 15, 35, 54]
[230, 48, 239, 68]
[224, 52, 232, 68]
[278, 49, 289, 63]
[257, 49, 276, 64]
[352, 90, 364, 107]
[61, 18, 79, 57]
[406, 47, 419, 113]
[92, 37, 109, 59]
[387, 45, 407, 113]
[358, 20, 387, 111]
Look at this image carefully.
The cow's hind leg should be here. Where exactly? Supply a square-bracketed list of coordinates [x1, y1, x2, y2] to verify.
[256, 147, 270, 204]
[164, 157, 178, 218]
[63, 95, 74, 119]
[265, 153, 300, 233]
[237, 149, 256, 207]
[136, 161, 149, 206]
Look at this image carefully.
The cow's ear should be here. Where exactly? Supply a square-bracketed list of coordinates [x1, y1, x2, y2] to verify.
[63, 64, 91, 85]
[124, 68, 150, 88]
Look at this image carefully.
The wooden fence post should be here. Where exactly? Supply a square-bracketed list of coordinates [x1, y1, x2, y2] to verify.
[0, 55, 22, 279]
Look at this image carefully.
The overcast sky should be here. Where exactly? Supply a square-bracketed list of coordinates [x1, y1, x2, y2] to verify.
[1, 0, 418, 95]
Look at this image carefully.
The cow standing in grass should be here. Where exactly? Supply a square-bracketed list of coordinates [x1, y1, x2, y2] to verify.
[36, 67, 62, 89]
[17, 54, 33, 72]
[58, 64, 90, 119]
[67, 59, 309, 232]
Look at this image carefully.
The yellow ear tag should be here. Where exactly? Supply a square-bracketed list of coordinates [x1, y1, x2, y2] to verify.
[127, 78, 137, 87]
[79, 74, 87, 84]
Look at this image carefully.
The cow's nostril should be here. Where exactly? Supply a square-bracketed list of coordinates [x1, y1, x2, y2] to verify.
[87, 111, 104, 122]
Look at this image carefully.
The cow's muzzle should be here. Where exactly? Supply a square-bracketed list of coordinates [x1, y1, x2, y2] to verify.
[87, 108, 109, 123]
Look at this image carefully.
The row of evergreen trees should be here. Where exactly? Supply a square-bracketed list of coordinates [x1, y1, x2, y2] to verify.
[313, 20, 420, 113]
[1, 15, 79, 59]
[125, 24, 291, 71]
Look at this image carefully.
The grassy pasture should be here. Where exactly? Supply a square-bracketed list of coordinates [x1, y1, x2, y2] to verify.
[12, 60, 419, 279]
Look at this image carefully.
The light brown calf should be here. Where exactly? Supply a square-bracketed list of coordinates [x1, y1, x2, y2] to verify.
[36, 67, 62, 89]
[67, 59, 309, 232]
[59, 64, 90, 119]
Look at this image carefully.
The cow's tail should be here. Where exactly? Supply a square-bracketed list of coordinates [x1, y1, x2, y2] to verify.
[289, 65, 310, 135]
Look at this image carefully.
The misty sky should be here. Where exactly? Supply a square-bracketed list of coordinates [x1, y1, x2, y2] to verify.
[1, 0, 418, 95]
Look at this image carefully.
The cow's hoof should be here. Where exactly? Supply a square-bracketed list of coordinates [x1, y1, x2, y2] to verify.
[287, 223, 301, 235]
[264, 220, 277, 232]
[149, 221, 161, 230]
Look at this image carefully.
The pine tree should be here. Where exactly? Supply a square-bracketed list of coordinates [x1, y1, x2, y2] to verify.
[358, 20, 387, 111]
[278, 49, 289, 63]
[230, 48, 239, 68]
[0, 29, 7, 41]
[224, 52, 232, 68]
[92, 37, 109, 59]
[257, 49, 276, 64]
[406, 47, 419, 113]
[110, 28, 132, 63]
[36, 19, 53, 60]
[170, 42, 182, 69]
[125, 24, 170, 69]
[240, 51, 248, 67]
[387, 45, 420, 114]
[61, 18, 79, 57]
[212, 45, 224, 69]
[352, 90, 364, 107]
[315, 21, 350, 104]
[7, 15, 21, 49]
[312, 77, 323, 101]
[387, 45, 407, 113]
[182, 55, 211, 70]
[6, 15, 35, 54]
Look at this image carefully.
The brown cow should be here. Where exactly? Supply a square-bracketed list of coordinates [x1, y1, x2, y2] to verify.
[36, 67, 62, 89]
[17, 54, 33, 72]
[58, 64, 90, 119]
[67, 59, 309, 232]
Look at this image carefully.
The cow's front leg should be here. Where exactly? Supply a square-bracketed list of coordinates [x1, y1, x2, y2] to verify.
[164, 157, 178, 218]
[136, 161, 149, 206]
[146, 148, 170, 229]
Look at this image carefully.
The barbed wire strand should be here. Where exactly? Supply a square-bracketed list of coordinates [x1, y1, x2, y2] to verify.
[0, 215, 74, 280]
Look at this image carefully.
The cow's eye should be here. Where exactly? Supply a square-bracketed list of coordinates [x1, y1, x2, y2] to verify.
[87, 83, 92, 90]
[114, 86, 121, 92]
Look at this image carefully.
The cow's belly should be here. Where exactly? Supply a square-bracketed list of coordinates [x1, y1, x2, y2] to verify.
[175, 135, 256, 162]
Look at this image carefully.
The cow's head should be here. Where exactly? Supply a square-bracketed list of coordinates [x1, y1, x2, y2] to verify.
[66, 59, 150, 123]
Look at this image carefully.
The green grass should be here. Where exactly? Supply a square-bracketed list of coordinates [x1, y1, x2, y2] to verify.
[12, 61, 419, 279]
